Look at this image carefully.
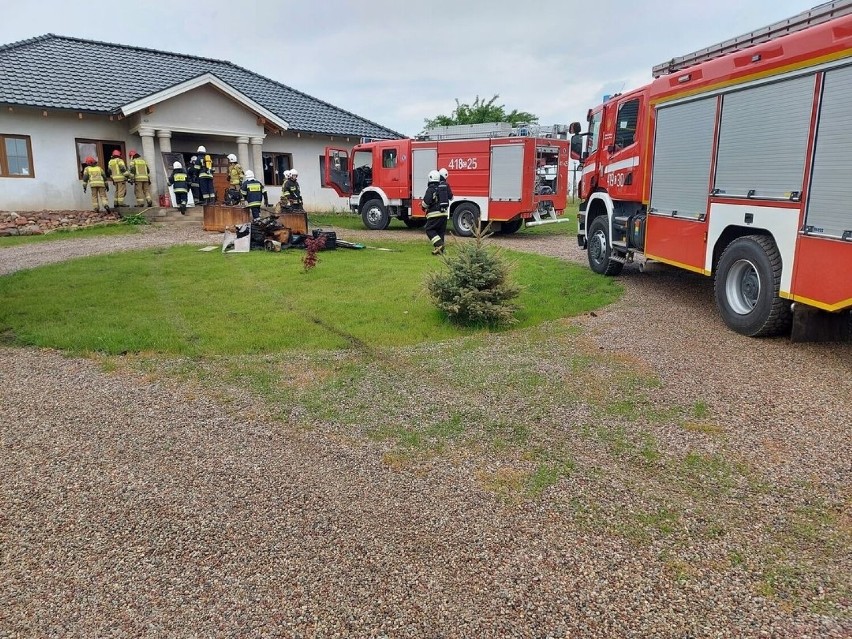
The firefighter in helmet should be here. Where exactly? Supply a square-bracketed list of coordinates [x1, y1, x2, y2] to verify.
[128, 149, 153, 207]
[168, 160, 189, 215]
[240, 169, 268, 220]
[107, 149, 130, 208]
[187, 155, 201, 204]
[421, 169, 452, 255]
[227, 153, 245, 188]
[281, 169, 303, 210]
[196, 145, 215, 205]
[82, 156, 111, 213]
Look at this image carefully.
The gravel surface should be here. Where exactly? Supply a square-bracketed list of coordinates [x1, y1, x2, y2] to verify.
[1, 222, 850, 637]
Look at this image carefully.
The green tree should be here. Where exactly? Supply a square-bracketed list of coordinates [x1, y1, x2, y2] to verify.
[424, 94, 537, 128]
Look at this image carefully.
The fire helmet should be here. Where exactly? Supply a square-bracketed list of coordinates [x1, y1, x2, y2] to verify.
[111, 149, 122, 157]
[428, 170, 440, 183]
[290, 169, 298, 178]
[245, 169, 255, 180]
[439, 168, 448, 179]
[173, 161, 182, 169]
[283, 170, 291, 179]
[197, 145, 206, 153]
[128, 149, 138, 158]
[227, 153, 237, 162]
[85, 156, 96, 165]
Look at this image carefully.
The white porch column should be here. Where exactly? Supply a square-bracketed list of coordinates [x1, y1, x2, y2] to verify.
[250, 136, 265, 178]
[156, 129, 172, 153]
[139, 127, 159, 196]
[236, 136, 250, 171]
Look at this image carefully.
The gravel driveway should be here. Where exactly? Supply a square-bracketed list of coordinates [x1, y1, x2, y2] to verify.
[1, 223, 849, 638]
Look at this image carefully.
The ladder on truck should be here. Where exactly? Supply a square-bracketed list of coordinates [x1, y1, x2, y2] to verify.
[652, 0, 852, 77]
[417, 122, 570, 141]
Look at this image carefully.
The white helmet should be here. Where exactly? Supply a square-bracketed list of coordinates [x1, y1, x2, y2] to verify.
[428, 170, 440, 183]
[173, 161, 182, 169]
[244, 169, 255, 179]
[290, 169, 298, 178]
[439, 168, 448, 179]
[196, 145, 206, 153]
[227, 153, 237, 162]
[283, 170, 292, 179]
[190, 155, 197, 162]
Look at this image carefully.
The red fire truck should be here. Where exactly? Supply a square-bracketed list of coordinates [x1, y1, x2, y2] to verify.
[575, 1, 852, 338]
[324, 123, 572, 236]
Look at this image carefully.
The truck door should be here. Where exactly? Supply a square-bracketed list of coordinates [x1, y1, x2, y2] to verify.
[323, 147, 351, 197]
[376, 144, 406, 199]
[602, 94, 643, 202]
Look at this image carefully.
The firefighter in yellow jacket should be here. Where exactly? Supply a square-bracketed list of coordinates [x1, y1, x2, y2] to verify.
[197, 145, 215, 205]
[128, 149, 153, 207]
[82, 156, 111, 213]
[107, 149, 130, 208]
[227, 153, 245, 187]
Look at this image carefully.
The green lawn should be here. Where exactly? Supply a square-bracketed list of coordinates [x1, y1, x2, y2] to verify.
[0, 239, 620, 355]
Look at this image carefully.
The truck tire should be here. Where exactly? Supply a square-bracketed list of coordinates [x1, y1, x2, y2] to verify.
[587, 215, 623, 276]
[401, 214, 426, 228]
[361, 199, 390, 230]
[498, 219, 523, 234]
[714, 235, 792, 337]
[452, 203, 479, 237]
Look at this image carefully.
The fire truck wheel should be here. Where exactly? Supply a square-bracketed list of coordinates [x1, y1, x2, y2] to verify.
[401, 215, 426, 228]
[360, 199, 390, 230]
[452, 203, 479, 237]
[714, 235, 792, 337]
[587, 215, 623, 275]
[498, 219, 523, 235]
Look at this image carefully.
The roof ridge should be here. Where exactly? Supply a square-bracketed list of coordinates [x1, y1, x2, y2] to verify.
[0, 33, 55, 54]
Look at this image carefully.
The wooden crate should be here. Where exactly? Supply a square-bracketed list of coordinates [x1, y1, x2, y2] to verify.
[203, 205, 250, 232]
[279, 210, 308, 235]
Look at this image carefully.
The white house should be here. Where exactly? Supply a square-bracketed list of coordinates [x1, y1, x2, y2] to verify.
[0, 34, 402, 212]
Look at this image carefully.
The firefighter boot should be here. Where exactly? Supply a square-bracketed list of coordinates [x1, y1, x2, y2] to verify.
[180, 205, 186, 215]
[431, 243, 445, 256]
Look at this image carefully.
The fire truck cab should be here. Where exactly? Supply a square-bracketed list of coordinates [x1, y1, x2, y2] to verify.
[575, 1, 852, 339]
[324, 123, 573, 236]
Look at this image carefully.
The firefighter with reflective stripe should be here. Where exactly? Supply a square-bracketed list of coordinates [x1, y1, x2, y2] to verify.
[128, 149, 153, 207]
[227, 153, 245, 187]
[281, 168, 303, 210]
[82, 156, 111, 213]
[422, 169, 452, 254]
[107, 149, 130, 208]
[240, 170, 268, 219]
[187, 155, 201, 203]
[168, 160, 189, 215]
[196, 145, 215, 205]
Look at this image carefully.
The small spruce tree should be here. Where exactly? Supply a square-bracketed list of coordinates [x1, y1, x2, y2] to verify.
[425, 224, 522, 327]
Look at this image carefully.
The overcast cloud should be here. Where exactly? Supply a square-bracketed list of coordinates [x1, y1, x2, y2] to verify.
[1, 0, 820, 136]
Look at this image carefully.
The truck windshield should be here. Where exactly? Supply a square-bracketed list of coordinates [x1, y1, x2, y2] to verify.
[588, 111, 602, 155]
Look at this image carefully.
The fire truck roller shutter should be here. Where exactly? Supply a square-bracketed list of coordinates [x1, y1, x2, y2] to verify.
[649, 97, 716, 220]
[714, 74, 814, 200]
[804, 64, 852, 239]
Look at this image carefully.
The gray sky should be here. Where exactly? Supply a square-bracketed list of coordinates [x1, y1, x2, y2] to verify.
[1, 1, 820, 137]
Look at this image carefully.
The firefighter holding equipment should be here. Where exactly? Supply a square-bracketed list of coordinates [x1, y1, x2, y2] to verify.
[107, 149, 130, 208]
[197, 145, 215, 205]
[168, 161, 189, 215]
[240, 170, 268, 220]
[187, 155, 201, 203]
[422, 169, 452, 255]
[82, 156, 111, 213]
[128, 150, 153, 207]
[227, 153, 245, 188]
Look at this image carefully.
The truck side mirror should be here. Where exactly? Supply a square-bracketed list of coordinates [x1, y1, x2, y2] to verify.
[570, 134, 583, 158]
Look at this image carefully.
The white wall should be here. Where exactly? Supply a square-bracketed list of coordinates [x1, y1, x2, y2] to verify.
[0, 107, 138, 211]
[0, 94, 379, 212]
